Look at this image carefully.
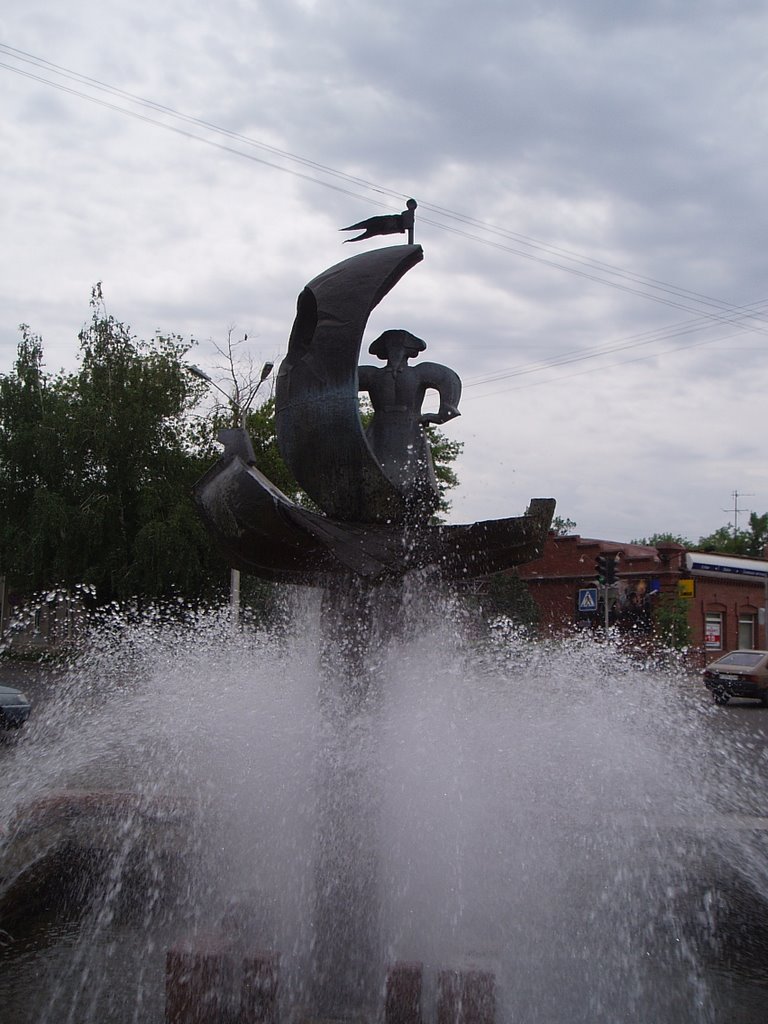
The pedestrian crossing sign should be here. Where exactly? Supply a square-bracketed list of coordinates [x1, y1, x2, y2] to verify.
[578, 587, 598, 612]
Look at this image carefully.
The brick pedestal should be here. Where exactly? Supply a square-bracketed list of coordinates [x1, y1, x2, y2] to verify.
[166, 944, 280, 1024]
[240, 952, 280, 1023]
[384, 961, 423, 1024]
[165, 947, 232, 1024]
[436, 968, 495, 1024]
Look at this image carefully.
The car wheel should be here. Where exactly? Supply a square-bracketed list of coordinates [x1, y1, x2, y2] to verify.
[713, 690, 730, 705]
[760, 691, 768, 708]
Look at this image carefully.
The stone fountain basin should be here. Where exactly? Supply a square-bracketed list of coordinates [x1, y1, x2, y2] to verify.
[0, 788, 192, 927]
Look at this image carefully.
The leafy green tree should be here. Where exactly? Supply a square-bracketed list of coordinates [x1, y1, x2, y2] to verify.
[0, 327, 80, 589]
[631, 532, 692, 547]
[697, 514, 767, 557]
[744, 512, 768, 557]
[71, 287, 220, 601]
[653, 595, 692, 650]
[476, 570, 539, 629]
[697, 526, 742, 554]
[424, 424, 462, 519]
[1, 289, 223, 603]
[551, 515, 577, 537]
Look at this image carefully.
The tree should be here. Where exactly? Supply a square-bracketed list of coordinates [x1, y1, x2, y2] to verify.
[653, 595, 692, 650]
[478, 570, 539, 628]
[0, 327, 81, 591]
[72, 287, 225, 601]
[697, 513, 767, 557]
[550, 515, 577, 537]
[631, 532, 692, 547]
[697, 526, 742, 554]
[744, 512, 768, 557]
[0, 289, 222, 603]
[424, 424, 462, 519]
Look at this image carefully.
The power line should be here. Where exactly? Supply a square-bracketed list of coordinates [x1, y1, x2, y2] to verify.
[415, 209, 768, 331]
[462, 296, 768, 390]
[0, 59, 387, 208]
[462, 323, 749, 400]
[416, 198, 767, 323]
[2, 42, 768, 339]
[5, 39, 768, 403]
[0, 44, 404, 203]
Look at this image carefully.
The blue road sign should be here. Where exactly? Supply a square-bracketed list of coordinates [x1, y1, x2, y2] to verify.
[578, 587, 598, 613]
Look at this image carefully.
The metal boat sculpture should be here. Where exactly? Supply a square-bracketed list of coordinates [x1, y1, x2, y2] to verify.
[193, 244, 554, 586]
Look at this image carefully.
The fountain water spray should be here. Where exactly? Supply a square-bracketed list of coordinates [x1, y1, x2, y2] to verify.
[3, 598, 767, 1021]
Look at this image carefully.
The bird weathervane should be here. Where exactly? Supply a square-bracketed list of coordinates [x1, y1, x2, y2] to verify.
[340, 198, 417, 245]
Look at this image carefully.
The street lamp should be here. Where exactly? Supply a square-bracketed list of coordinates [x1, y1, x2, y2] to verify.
[188, 360, 274, 625]
[188, 363, 229, 399]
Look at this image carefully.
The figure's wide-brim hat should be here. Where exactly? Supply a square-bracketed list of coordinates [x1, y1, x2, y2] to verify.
[368, 329, 427, 359]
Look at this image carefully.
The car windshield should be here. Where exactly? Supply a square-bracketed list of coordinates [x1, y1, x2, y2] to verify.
[714, 652, 765, 668]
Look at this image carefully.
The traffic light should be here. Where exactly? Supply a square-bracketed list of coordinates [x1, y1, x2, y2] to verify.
[595, 553, 618, 586]
[595, 554, 608, 584]
[604, 554, 618, 586]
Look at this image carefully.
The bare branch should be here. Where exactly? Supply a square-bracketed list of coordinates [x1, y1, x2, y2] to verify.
[206, 327, 275, 424]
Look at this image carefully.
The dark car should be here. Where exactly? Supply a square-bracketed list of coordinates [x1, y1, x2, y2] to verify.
[703, 650, 768, 705]
[0, 684, 32, 728]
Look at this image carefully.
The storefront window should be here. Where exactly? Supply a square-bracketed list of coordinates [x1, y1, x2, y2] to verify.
[705, 612, 723, 650]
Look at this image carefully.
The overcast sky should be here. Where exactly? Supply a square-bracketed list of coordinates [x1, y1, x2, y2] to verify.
[2, 1, 766, 544]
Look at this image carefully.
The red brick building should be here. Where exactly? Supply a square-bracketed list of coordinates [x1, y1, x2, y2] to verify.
[517, 534, 768, 661]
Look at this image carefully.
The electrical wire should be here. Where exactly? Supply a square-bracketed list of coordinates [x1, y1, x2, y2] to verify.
[462, 297, 768, 389]
[0, 59, 388, 208]
[463, 325, 749, 400]
[2, 41, 765, 335]
[3, 42, 768, 397]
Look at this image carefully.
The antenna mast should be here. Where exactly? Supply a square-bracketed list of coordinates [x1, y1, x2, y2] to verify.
[724, 489, 754, 537]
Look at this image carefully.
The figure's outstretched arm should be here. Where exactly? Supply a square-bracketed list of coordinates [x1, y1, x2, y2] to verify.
[417, 363, 462, 425]
[420, 405, 460, 425]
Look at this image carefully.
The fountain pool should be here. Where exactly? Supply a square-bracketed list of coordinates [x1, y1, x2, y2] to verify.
[2, 595, 768, 1022]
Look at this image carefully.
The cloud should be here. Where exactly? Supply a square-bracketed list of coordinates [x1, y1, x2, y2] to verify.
[1, 1, 767, 544]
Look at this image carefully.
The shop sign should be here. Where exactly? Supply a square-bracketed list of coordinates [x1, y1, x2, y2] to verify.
[705, 618, 722, 649]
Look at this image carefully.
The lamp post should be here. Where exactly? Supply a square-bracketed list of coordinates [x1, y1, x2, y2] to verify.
[188, 361, 274, 625]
